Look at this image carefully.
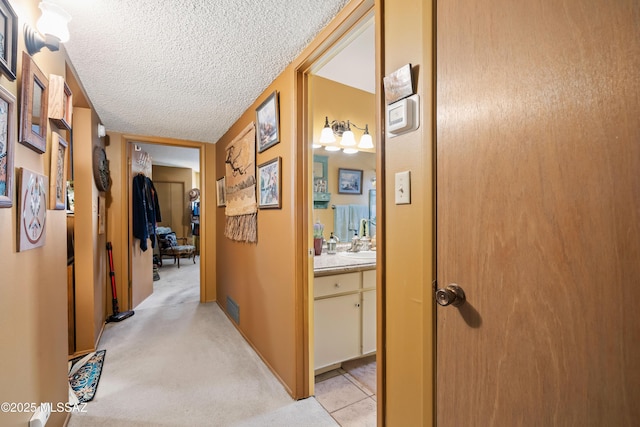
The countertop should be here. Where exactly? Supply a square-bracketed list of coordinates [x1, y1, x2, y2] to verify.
[313, 251, 377, 276]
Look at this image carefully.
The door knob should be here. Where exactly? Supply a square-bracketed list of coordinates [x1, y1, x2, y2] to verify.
[435, 283, 466, 307]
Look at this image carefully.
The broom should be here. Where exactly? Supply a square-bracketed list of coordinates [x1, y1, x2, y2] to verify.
[106, 242, 134, 322]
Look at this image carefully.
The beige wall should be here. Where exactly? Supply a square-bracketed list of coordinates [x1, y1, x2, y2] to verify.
[104, 132, 130, 311]
[0, 1, 103, 425]
[203, 143, 216, 302]
[213, 0, 376, 401]
[383, 0, 435, 425]
[192, 171, 200, 190]
[215, 68, 300, 395]
[72, 107, 107, 353]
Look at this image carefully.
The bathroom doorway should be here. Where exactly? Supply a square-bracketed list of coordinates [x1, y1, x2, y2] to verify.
[306, 10, 379, 424]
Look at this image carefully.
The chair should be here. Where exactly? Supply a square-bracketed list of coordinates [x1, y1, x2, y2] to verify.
[157, 229, 196, 268]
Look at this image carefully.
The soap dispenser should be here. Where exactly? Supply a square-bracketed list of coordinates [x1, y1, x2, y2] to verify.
[350, 232, 361, 252]
[327, 232, 338, 254]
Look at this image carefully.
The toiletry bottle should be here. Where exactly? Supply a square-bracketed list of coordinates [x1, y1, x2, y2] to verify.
[327, 232, 337, 254]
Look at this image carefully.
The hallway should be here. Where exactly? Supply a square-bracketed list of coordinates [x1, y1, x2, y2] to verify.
[68, 263, 337, 426]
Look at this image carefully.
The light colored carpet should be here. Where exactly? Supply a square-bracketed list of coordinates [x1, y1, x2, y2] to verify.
[68, 262, 337, 426]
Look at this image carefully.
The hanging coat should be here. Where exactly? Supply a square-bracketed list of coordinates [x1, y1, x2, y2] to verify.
[132, 174, 162, 251]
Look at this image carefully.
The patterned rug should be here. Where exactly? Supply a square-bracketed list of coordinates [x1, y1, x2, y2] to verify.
[69, 350, 106, 403]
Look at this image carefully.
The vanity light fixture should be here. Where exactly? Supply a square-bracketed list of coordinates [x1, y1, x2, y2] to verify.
[319, 116, 373, 152]
[24, 1, 71, 56]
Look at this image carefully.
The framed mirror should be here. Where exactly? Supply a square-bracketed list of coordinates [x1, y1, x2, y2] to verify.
[19, 52, 48, 153]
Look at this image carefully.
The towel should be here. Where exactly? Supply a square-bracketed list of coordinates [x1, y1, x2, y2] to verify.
[348, 204, 369, 237]
[333, 205, 350, 241]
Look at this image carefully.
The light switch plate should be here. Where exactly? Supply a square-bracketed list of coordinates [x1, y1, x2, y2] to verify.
[395, 171, 411, 204]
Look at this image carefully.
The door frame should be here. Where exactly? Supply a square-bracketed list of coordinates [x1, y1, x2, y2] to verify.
[121, 135, 207, 306]
[293, 0, 386, 419]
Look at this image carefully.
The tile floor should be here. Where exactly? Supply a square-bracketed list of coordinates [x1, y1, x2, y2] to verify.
[314, 356, 377, 426]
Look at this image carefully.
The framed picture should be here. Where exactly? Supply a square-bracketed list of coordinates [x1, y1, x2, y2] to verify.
[98, 195, 105, 234]
[48, 74, 73, 130]
[216, 176, 226, 207]
[19, 52, 49, 153]
[0, 0, 17, 81]
[66, 181, 74, 212]
[18, 167, 48, 252]
[0, 84, 16, 208]
[338, 168, 363, 194]
[313, 154, 328, 193]
[255, 91, 280, 153]
[257, 156, 281, 209]
[49, 133, 68, 210]
[383, 63, 413, 104]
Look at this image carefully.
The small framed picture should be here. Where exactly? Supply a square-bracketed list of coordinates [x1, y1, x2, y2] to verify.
[255, 91, 280, 153]
[338, 168, 363, 195]
[257, 156, 281, 209]
[98, 195, 105, 234]
[49, 133, 68, 210]
[19, 52, 49, 154]
[383, 63, 413, 104]
[216, 176, 226, 207]
[49, 132, 69, 210]
[0, 0, 18, 81]
[0, 84, 16, 208]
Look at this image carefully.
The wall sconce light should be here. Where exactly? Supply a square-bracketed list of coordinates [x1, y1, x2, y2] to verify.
[24, 1, 71, 56]
[318, 116, 374, 153]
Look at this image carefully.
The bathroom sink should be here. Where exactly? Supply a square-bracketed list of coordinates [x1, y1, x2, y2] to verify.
[338, 251, 377, 260]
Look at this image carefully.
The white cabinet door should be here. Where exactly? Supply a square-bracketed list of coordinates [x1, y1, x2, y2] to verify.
[362, 289, 376, 355]
[362, 269, 376, 290]
[314, 293, 361, 369]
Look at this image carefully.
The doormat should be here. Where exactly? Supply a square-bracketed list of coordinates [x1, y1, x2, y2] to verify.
[68, 350, 106, 403]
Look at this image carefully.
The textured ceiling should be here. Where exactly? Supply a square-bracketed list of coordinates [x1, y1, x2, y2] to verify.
[50, 0, 351, 144]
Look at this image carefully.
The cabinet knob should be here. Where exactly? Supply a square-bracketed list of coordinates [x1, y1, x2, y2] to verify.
[355, 303, 361, 308]
[334, 283, 340, 288]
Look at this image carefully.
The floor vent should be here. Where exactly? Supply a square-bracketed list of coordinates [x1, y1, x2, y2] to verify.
[227, 296, 240, 325]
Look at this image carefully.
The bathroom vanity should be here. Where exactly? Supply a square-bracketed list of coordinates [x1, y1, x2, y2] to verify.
[313, 252, 376, 372]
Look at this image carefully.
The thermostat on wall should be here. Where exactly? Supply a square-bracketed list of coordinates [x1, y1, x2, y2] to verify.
[387, 94, 419, 137]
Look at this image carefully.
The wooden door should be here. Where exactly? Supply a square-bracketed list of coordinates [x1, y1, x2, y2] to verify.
[436, 0, 640, 425]
[156, 181, 186, 237]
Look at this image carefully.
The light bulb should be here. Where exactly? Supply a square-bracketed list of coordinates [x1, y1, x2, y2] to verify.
[319, 116, 336, 143]
[37, 1, 71, 42]
[340, 130, 356, 147]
